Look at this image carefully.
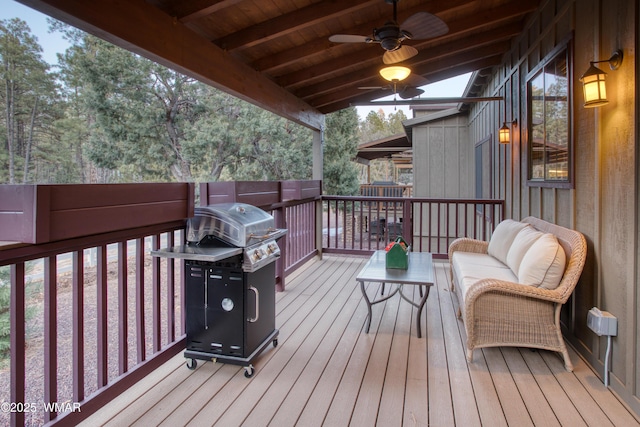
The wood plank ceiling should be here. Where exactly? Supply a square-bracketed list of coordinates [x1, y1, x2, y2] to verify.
[19, 0, 540, 130]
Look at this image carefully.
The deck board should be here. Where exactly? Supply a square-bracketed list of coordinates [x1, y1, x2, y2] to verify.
[79, 255, 640, 427]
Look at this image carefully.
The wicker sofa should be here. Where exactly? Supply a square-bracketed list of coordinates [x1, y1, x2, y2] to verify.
[448, 216, 587, 371]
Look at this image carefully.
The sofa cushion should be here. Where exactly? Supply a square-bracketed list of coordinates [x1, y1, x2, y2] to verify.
[487, 219, 529, 264]
[452, 252, 518, 305]
[518, 233, 566, 289]
[506, 226, 543, 273]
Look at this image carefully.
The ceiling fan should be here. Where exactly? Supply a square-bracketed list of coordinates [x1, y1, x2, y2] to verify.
[329, 0, 449, 64]
[359, 73, 429, 99]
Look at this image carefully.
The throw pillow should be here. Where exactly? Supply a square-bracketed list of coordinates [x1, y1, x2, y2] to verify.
[487, 219, 529, 264]
[518, 234, 566, 288]
[506, 226, 543, 273]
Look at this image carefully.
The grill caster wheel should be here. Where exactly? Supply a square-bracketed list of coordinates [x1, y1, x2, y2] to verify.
[186, 358, 197, 370]
[244, 366, 254, 378]
[273, 339, 278, 347]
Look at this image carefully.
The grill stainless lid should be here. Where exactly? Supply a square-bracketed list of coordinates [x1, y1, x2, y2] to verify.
[186, 203, 279, 247]
[153, 202, 286, 272]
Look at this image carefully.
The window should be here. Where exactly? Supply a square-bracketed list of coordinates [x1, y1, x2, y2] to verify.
[527, 41, 572, 186]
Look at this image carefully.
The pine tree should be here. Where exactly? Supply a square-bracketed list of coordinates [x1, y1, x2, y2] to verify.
[323, 107, 360, 195]
[0, 18, 60, 184]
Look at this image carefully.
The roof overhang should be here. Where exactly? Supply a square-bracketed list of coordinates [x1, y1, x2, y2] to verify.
[18, 0, 541, 128]
[356, 133, 411, 164]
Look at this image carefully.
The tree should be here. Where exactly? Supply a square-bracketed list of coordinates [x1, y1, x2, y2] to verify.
[358, 108, 409, 183]
[323, 107, 360, 195]
[359, 108, 407, 141]
[57, 32, 312, 183]
[0, 18, 60, 184]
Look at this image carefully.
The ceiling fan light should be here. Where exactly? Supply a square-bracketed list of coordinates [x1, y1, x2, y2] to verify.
[380, 66, 411, 82]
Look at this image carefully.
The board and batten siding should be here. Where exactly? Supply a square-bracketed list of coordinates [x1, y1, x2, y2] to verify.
[464, 0, 639, 415]
[412, 113, 471, 198]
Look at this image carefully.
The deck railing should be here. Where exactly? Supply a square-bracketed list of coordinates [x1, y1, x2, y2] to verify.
[0, 182, 320, 426]
[322, 196, 505, 258]
[360, 183, 413, 198]
[0, 183, 502, 426]
[1, 223, 187, 427]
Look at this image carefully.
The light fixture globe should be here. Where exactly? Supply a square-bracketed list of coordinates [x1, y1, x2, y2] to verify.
[379, 65, 411, 82]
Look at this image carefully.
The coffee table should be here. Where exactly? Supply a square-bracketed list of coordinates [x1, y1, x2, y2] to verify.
[356, 250, 434, 338]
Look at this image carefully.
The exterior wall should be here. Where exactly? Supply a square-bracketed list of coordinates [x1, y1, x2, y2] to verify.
[467, 0, 639, 413]
[412, 113, 471, 198]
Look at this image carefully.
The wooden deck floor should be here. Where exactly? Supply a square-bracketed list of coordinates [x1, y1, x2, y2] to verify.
[80, 255, 640, 427]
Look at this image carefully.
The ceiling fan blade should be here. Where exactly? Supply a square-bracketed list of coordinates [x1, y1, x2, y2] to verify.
[399, 87, 424, 99]
[382, 45, 418, 64]
[358, 86, 387, 90]
[404, 73, 429, 87]
[400, 12, 449, 40]
[329, 34, 370, 43]
[383, 45, 418, 64]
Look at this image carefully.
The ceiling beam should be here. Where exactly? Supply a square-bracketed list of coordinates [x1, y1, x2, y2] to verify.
[214, 0, 378, 51]
[18, 0, 325, 130]
[354, 96, 503, 106]
[147, 0, 245, 24]
[304, 42, 509, 108]
[252, 0, 534, 74]
[251, 0, 472, 73]
[316, 56, 502, 113]
[276, 22, 521, 90]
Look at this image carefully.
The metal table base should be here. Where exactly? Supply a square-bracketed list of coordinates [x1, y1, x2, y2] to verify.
[357, 251, 435, 338]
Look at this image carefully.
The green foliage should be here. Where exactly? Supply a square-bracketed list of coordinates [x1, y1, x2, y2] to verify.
[0, 19, 327, 186]
[0, 267, 10, 357]
[358, 108, 410, 184]
[52, 32, 312, 183]
[0, 265, 38, 363]
[323, 107, 360, 195]
[0, 18, 62, 184]
[359, 108, 407, 141]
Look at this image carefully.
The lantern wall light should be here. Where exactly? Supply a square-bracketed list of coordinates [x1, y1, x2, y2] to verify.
[580, 49, 623, 108]
[499, 119, 517, 144]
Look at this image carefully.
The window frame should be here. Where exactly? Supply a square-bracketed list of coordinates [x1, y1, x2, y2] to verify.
[525, 37, 574, 189]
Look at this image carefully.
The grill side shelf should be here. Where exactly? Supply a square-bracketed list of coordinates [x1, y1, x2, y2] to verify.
[151, 245, 242, 262]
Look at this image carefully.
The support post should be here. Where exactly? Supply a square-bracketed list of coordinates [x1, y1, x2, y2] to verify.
[312, 126, 324, 260]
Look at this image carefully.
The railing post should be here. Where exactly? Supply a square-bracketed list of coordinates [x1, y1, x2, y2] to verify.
[44, 256, 58, 424]
[403, 199, 412, 247]
[118, 241, 128, 375]
[97, 245, 109, 387]
[72, 250, 85, 402]
[136, 238, 146, 363]
[274, 206, 287, 292]
[10, 263, 26, 427]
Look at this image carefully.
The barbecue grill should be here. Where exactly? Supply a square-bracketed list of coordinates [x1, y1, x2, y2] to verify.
[152, 203, 286, 377]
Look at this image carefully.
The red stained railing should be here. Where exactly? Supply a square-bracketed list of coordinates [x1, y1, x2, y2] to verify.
[281, 199, 317, 275]
[1, 224, 187, 427]
[0, 182, 321, 426]
[322, 196, 504, 258]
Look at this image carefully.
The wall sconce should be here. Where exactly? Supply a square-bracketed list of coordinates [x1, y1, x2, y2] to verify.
[499, 120, 517, 144]
[379, 65, 411, 82]
[580, 49, 623, 108]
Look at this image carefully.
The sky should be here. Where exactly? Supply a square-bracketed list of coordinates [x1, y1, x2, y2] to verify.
[1, 0, 470, 120]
